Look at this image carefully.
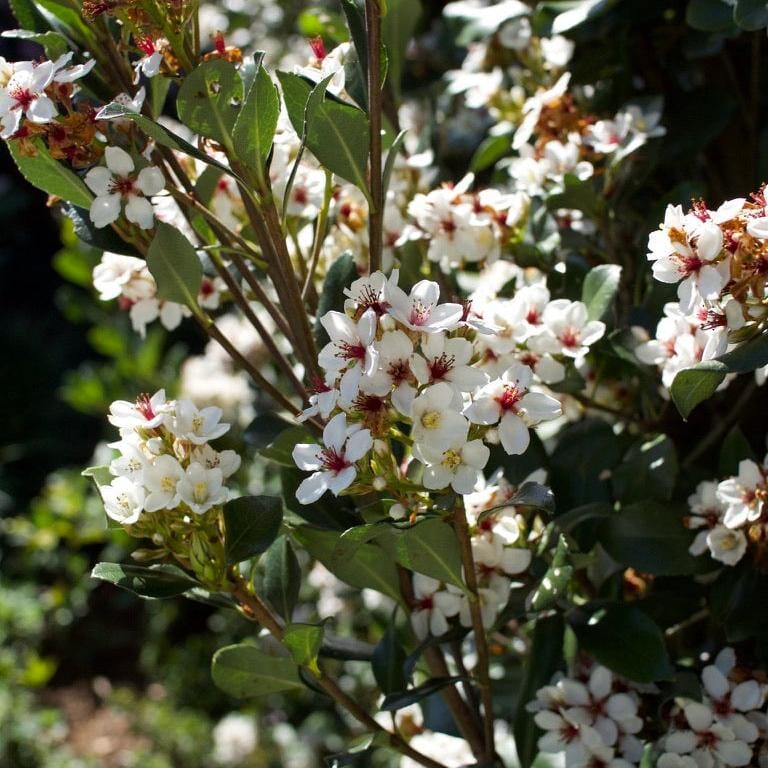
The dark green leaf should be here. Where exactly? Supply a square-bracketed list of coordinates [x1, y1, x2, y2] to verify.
[2, 28, 69, 59]
[686, 0, 736, 30]
[670, 333, 768, 418]
[372, 617, 408, 694]
[260, 425, 314, 466]
[292, 526, 404, 604]
[8, 0, 49, 31]
[529, 536, 573, 612]
[232, 63, 280, 179]
[96, 102, 236, 179]
[380, 677, 466, 711]
[581, 264, 622, 322]
[224, 495, 283, 564]
[177, 60, 243, 146]
[377, 518, 465, 591]
[598, 500, 703, 576]
[211, 644, 303, 698]
[62, 204, 138, 256]
[572, 603, 673, 683]
[146, 222, 202, 307]
[382, 0, 422, 97]
[281, 466, 360, 530]
[91, 562, 199, 599]
[471, 133, 513, 172]
[276, 72, 370, 194]
[611, 434, 678, 503]
[734, 0, 768, 29]
[7, 138, 91, 208]
[263, 536, 301, 621]
[718, 426, 756, 477]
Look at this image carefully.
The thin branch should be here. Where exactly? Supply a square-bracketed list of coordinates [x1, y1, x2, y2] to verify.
[302, 170, 333, 304]
[365, 0, 384, 274]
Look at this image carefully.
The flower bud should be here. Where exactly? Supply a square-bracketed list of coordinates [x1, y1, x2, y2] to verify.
[389, 503, 406, 520]
[372, 476, 386, 491]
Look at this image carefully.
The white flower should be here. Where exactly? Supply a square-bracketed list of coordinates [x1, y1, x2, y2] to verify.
[85, 147, 165, 229]
[108, 390, 168, 430]
[129, 297, 190, 338]
[410, 382, 469, 451]
[717, 459, 765, 528]
[191, 444, 241, 478]
[133, 37, 164, 82]
[343, 269, 399, 316]
[212, 713, 258, 766]
[318, 309, 379, 401]
[0, 60, 57, 137]
[707, 527, 748, 566]
[414, 438, 489, 494]
[168, 399, 230, 444]
[400, 731, 474, 768]
[387, 280, 463, 333]
[466, 363, 561, 455]
[411, 333, 487, 396]
[292, 413, 373, 504]
[143, 455, 184, 512]
[102, 475, 145, 525]
[533, 300, 606, 359]
[410, 574, 461, 638]
[364, 329, 416, 415]
[92, 253, 146, 301]
[177, 462, 228, 514]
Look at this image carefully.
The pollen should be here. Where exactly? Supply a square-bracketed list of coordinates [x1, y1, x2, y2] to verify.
[420, 410, 442, 430]
[441, 449, 462, 470]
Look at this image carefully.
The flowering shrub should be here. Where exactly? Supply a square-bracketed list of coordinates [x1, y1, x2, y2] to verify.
[5, 0, 768, 766]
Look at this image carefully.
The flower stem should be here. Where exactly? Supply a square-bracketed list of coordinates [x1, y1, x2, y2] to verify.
[230, 578, 445, 768]
[365, 0, 384, 275]
[453, 499, 498, 764]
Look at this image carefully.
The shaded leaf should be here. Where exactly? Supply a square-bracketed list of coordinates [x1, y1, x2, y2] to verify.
[146, 222, 202, 307]
[224, 495, 283, 564]
[91, 562, 198, 599]
[211, 644, 303, 698]
[380, 677, 466, 711]
[581, 264, 622, 322]
[263, 536, 301, 621]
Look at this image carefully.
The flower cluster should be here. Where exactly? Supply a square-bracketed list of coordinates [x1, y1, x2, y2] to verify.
[93, 251, 221, 337]
[658, 648, 767, 768]
[409, 471, 541, 638]
[101, 390, 241, 584]
[528, 663, 645, 768]
[530, 650, 768, 768]
[293, 269, 576, 506]
[0, 52, 98, 165]
[640, 189, 768, 390]
[685, 455, 768, 567]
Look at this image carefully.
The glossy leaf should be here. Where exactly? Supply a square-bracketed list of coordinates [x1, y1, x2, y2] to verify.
[177, 60, 243, 146]
[263, 536, 301, 621]
[146, 223, 202, 308]
[91, 562, 198, 599]
[380, 676, 466, 711]
[372, 617, 408, 694]
[7, 138, 92, 208]
[581, 264, 622, 321]
[611, 434, 678, 503]
[284, 623, 324, 674]
[223, 495, 283, 564]
[211, 644, 303, 698]
[572, 603, 674, 683]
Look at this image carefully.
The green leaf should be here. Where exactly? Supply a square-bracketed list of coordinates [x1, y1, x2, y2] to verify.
[263, 536, 301, 621]
[734, 0, 768, 29]
[710, 567, 768, 641]
[232, 63, 280, 180]
[177, 59, 243, 146]
[718, 426, 756, 477]
[284, 623, 325, 674]
[382, 0, 422, 97]
[598, 500, 703, 576]
[276, 72, 370, 194]
[529, 536, 573, 612]
[1, 29, 69, 59]
[471, 133, 513, 172]
[611, 434, 678, 504]
[91, 562, 199, 599]
[223, 495, 283, 565]
[581, 264, 622, 321]
[372, 615, 408, 694]
[670, 333, 768, 417]
[550, 419, 623, 509]
[7, 138, 92, 208]
[259, 425, 313, 466]
[331, 522, 389, 566]
[686, 0, 736, 30]
[62, 203, 139, 255]
[96, 102, 236, 179]
[513, 615, 564, 768]
[8, 0, 49, 31]
[292, 526, 404, 604]
[146, 222, 202, 308]
[479, 482, 555, 523]
[211, 644, 303, 698]
[281, 466, 360, 530]
[378, 518, 465, 591]
[380, 677, 466, 711]
[572, 603, 673, 683]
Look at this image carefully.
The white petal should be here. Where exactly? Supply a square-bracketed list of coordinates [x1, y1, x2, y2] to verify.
[137, 166, 165, 196]
[498, 413, 530, 455]
[90, 194, 121, 228]
[296, 472, 329, 504]
[105, 145, 135, 176]
[124, 195, 155, 229]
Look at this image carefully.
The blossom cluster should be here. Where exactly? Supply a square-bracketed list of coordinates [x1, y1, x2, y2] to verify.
[102, 389, 240, 528]
[639, 190, 768, 390]
[93, 251, 222, 337]
[685, 456, 768, 567]
[292, 267, 608, 506]
[529, 649, 768, 768]
[409, 471, 541, 638]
